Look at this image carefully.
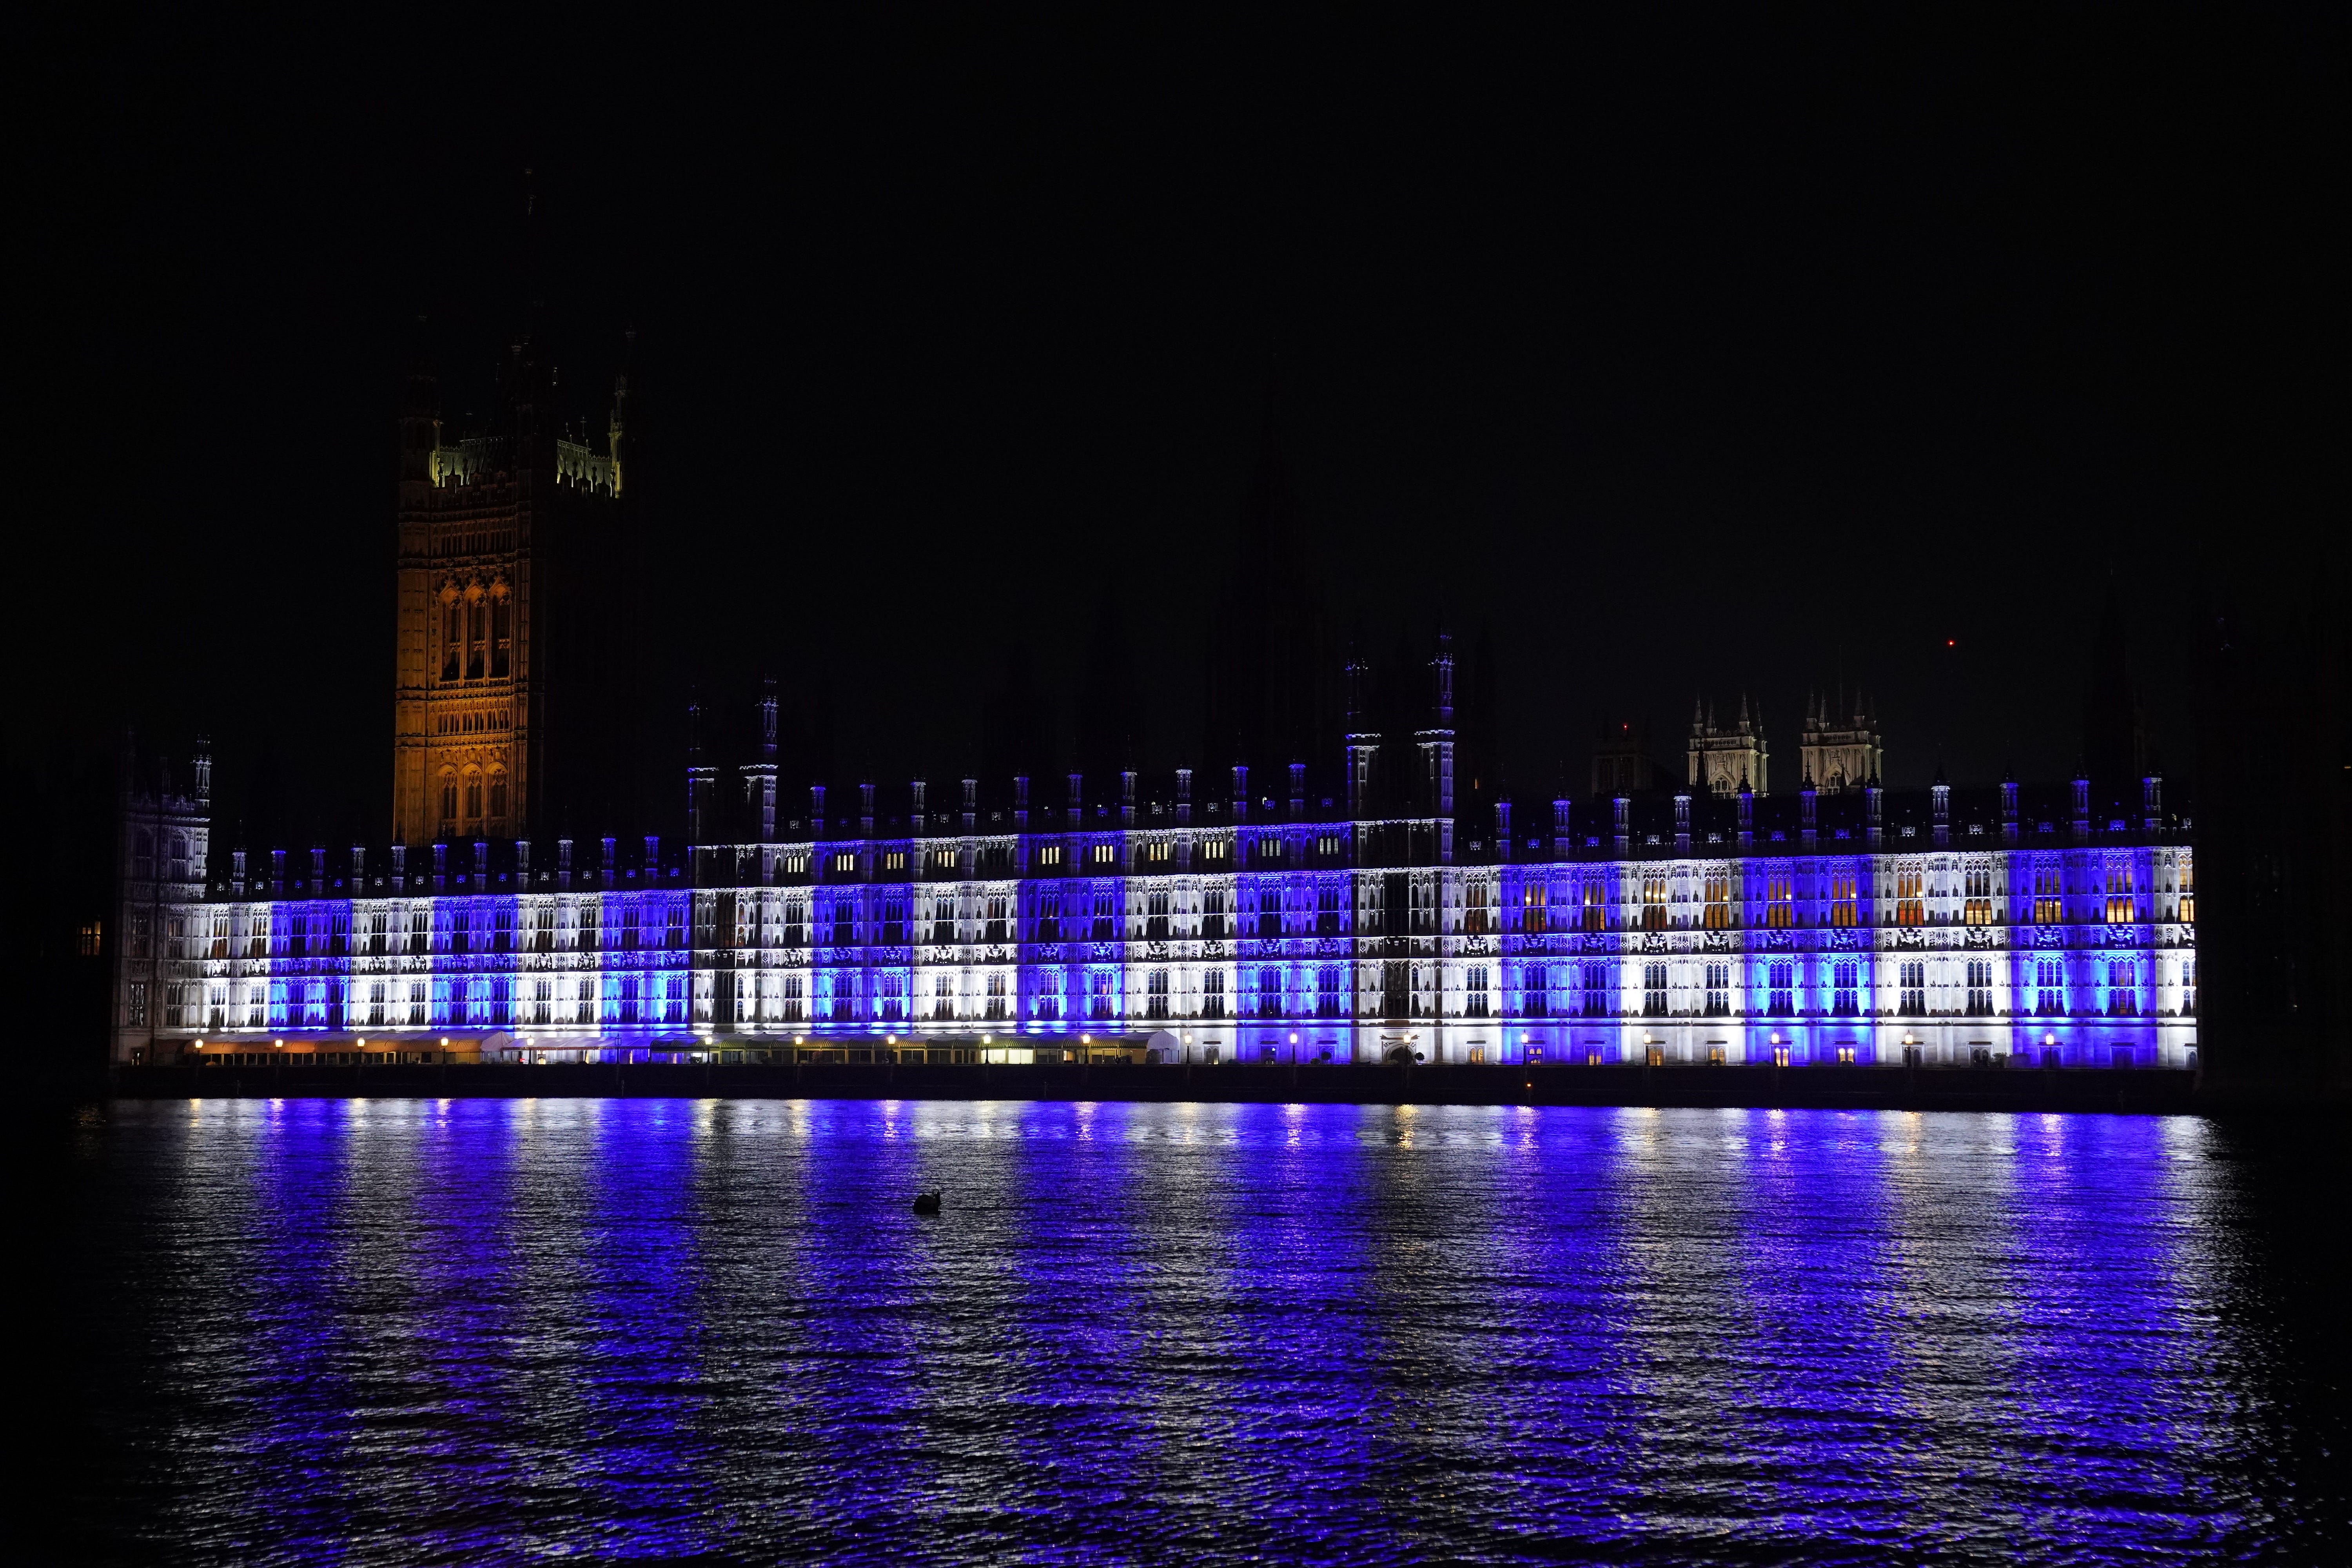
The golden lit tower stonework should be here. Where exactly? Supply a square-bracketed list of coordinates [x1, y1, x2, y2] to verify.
[392, 339, 633, 846]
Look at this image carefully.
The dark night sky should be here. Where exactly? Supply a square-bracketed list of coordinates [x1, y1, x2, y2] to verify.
[20, 10, 2343, 846]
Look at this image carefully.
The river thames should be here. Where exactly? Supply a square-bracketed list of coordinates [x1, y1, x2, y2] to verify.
[33, 1100, 2347, 1564]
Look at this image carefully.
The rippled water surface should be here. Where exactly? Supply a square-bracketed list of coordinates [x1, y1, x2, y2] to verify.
[34, 1100, 2348, 1564]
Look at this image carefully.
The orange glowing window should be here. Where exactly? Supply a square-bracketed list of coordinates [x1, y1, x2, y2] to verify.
[1641, 873, 1668, 931]
[2103, 862, 2137, 924]
[2032, 863, 2063, 924]
[1964, 865, 1994, 926]
[1893, 869, 1925, 928]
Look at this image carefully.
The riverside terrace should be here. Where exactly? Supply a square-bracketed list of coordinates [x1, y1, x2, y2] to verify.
[117, 1052, 2200, 1114]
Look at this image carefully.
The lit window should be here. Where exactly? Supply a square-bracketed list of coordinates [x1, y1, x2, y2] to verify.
[1964, 866, 1994, 926]
[2104, 862, 2137, 924]
[2033, 863, 2063, 924]
[1641, 873, 1668, 931]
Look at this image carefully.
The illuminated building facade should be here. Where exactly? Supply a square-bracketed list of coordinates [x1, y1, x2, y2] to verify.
[114, 703, 2198, 1073]
[107, 340, 2196, 1072]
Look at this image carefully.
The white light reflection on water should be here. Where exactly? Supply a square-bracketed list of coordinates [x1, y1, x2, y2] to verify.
[51, 1100, 2348, 1565]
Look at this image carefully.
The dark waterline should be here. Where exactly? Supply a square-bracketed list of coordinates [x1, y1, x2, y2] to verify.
[33, 1100, 2349, 1564]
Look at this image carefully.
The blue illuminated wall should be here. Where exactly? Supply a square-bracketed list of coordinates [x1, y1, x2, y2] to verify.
[141, 802, 2196, 1071]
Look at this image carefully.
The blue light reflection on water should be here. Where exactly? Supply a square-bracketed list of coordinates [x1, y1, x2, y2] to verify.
[71, 1100, 2336, 1564]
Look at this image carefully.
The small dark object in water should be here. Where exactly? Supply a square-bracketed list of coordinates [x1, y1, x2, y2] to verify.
[911, 1191, 942, 1216]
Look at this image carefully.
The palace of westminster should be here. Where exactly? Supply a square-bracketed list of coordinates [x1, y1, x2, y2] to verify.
[110, 333, 2197, 1073]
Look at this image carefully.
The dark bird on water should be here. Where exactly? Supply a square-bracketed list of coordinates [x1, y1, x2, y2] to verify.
[911, 1191, 943, 1216]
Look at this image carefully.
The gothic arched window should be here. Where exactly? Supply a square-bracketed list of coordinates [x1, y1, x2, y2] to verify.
[466, 600, 486, 680]
[490, 597, 511, 678]
[443, 601, 462, 682]
[488, 769, 508, 821]
[439, 771, 459, 830]
[463, 770, 483, 824]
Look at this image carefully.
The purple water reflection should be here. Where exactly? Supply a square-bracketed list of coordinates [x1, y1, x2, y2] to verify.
[55, 1101, 2343, 1564]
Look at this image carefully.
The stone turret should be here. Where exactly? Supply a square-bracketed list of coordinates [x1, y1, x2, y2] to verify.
[1688, 695, 1768, 795]
[1800, 690, 1883, 793]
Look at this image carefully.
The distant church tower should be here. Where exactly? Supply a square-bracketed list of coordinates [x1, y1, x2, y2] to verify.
[1687, 696, 1768, 795]
[1799, 690, 1883, 791]
[1591, 719, 1664, 796]
[392, 333, 641, 846]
